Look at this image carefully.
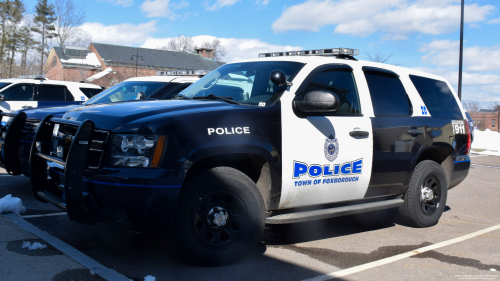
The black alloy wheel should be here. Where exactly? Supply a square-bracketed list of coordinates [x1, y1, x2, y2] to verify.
[192, 190, 247, 248]
[420, 175, 441, 216]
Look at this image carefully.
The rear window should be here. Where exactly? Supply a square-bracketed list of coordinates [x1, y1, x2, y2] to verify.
[364, 71, 411, 117]
[80, 87, 103, 98]
[409, 75, 462, 119]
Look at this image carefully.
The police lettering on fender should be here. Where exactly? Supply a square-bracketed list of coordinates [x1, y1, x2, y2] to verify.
[207, 127, 250, 135]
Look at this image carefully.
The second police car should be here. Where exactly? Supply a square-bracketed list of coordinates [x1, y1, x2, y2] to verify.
[28, 48, 471, 265]
[0, 72, 201, 175]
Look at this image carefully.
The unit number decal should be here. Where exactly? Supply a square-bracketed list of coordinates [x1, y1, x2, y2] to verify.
[452, 120, 465, 135]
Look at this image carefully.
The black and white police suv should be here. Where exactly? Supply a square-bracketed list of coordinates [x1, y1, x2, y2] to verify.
[28, 48, 471, 265]
[0, 72, 200, 175]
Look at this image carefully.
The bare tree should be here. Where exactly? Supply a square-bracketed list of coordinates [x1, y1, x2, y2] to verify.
[54, 0, 86, 47]
[489, 102, 500, 112]
[161, 36, 194, 53]
[462, 100, 481, 112]
[365, 51, 401, 65]
[197, 38, 226, 62]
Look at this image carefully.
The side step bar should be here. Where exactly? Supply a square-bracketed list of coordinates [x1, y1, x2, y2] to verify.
[265, 199, 404, 224]
[36, 191, 67, 212]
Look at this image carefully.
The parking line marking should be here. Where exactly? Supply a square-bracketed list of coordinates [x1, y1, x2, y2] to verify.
[22, 212, 67, 218]
[471, 164, 500, 169]
[4, 213, 131, 281]
[302, 223, 500, 281]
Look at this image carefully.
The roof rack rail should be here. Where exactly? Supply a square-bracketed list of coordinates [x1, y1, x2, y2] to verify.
[18, 75, 48, 80]
[156, 70, 209, 76]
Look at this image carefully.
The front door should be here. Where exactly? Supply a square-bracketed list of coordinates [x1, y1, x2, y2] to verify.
[280, 65, 373, 209]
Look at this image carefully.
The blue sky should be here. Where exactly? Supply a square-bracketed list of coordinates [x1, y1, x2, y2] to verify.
[23, 0, 500, 105]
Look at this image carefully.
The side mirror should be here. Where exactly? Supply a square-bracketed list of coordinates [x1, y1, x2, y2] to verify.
[0, 94, 4, 101]
[136, 91, 145, 100]
[294, 90, 340, 113]
[270, 69, 291, 87]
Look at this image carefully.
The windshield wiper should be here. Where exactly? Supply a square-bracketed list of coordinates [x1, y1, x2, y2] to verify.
[192, 94, 240, 105]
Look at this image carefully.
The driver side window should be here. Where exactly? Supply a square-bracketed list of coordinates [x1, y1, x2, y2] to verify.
[1, 84, 35, 101]
[300, 69, 361, 114]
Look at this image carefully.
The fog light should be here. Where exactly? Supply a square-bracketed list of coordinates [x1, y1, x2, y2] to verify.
[56, 146, 64, 159]
[112, 155, 150, 167]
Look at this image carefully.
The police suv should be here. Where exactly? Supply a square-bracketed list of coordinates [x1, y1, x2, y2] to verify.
[0, 73, 200, 176]
[28, 48, 471, 265]
[0, 75, 102, 127]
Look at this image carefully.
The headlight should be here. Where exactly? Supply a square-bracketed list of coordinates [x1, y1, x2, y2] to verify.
[111, 134, 166, 168]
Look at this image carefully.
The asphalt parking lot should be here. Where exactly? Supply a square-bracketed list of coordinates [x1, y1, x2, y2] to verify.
[1, 155, 499, 281]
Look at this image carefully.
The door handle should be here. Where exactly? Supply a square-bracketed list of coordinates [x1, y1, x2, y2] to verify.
[407, 129, 423, 134]
[349, 130, 369, 138]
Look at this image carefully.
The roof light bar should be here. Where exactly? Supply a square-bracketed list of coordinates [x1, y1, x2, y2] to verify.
[18, 75, 47, 79]
[258, 48, 359, 58]
[156, 70, 209, 76]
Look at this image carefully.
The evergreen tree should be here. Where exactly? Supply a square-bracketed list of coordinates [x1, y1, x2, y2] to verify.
[18, 25, 38, 74]
[31, 0, 56, 74]
[6, 0, 25, 77]
[0, 0, 14, 74]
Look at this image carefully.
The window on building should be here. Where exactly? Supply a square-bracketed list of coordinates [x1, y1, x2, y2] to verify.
[409, 75, 462, 119]
[493, 119, 496, 127]
[364, 71, 411, 117]
[478, 120, 481, 126]
[52, 57, 57, 67]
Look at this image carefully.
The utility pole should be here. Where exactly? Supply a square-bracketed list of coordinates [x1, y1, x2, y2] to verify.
[130, 49, 144, 77]
[458, 0, 464, 100]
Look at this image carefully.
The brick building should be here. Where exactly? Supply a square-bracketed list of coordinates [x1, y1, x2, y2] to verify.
[44, 43, 224, 87]
[469, 109, 499, 132]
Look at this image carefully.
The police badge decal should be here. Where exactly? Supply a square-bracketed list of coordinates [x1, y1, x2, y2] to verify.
[324, 135, 339, 162]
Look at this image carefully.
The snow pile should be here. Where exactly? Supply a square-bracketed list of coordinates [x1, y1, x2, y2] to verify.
[21, 241, 48, 250]
[60, 52, 101, 67]
[471, 129, 500, 156]
[144, 275, 156, 281]
[0, 194, 26, 215]
[86, 67, 113, 82]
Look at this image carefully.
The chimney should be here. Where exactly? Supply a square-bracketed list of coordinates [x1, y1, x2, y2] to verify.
[195, 48, 214, 59]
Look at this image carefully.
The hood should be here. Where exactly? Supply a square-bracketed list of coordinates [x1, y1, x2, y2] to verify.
[18, 105, 82, 121]
[62, 100, 238, 133]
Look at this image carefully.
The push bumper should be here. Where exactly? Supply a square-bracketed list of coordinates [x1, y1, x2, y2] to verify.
[30, 115, 182, 226]
[449, 155, 470, 189]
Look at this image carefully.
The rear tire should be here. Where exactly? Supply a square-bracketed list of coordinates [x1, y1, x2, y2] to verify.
[174, 167, 265, 265]
[398, 160, 448, 228]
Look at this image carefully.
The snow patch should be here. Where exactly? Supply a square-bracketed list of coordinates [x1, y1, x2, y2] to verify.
[0, 194, 26, 215]
[86, 68, 114, 82]
[471, 129, 500, 156]
[60, 52, 101, 67]
[21, 241, 48, 250]
[144, 275, 156, 281]
[491, 268, 497, 271]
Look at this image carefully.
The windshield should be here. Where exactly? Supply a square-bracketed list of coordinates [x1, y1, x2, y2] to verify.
[84, 81, 168, 105]
[0, 82, 11, 91]
[180, 61, 305, 106]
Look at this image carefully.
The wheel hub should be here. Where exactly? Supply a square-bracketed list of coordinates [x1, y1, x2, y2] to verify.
[421, 186, 434, 202]
[207, 207, 229, 229]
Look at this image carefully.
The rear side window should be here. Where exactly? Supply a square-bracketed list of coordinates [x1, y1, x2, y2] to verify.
[37, 86, 68, 101]
[364, 71, 411, 117]
[80, 87, 103, 98]
[409, 75, 462, 119]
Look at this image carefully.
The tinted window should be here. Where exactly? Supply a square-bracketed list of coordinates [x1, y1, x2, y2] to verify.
[0, 82, 11, 90]
[409, 75, 462, 119]
[37, 86, 67, 101]
[301, 69, 361, 114]
[0, 84, 35, 101]
[80, 88, 103, 98]
[364, 72, 411, 117]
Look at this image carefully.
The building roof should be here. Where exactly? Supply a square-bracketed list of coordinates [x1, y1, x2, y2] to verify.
[53, 46, 102, 69]
[91, 43, 224, 71]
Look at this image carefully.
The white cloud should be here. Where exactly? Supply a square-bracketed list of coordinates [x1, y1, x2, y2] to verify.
[256, 0, 270, 5]
[205, 0, 240, 11]
[99, 0, 133, 7]
[141, 35, 302, 62]
[272, 0, 494, 39]
[141, 0, 188, 18]
[420, 40, 500, 72]
[80, 21, 157, 46]
[488, 17, 500, 24]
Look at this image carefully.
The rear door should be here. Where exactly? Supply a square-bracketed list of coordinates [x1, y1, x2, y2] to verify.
[36, 84, 76, 108]
[362, 67, 428, 197]
[280, 64, 373, 209]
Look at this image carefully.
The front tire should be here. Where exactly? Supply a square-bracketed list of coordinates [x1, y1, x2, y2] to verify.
[398, 160, 448, 228]
[174, 167, 265, 265]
